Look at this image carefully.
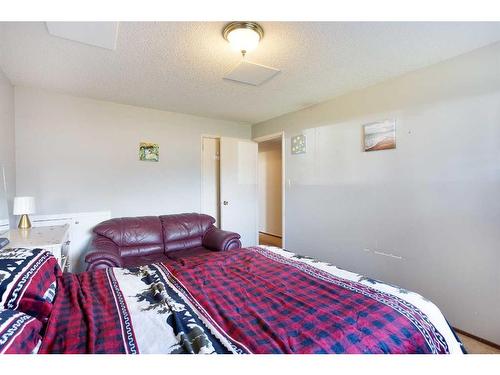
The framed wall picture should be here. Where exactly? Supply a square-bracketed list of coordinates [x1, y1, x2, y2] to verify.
[363, 120, 396, 152]
[291, 134, 306, 154]
[139, 142, 159, 162]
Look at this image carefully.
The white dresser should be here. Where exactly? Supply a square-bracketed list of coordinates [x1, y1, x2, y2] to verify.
[29, 211, 110, 272]
[5, 225, 70, 272]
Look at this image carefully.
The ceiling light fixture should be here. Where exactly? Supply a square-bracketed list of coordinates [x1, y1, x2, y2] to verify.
[222, 22, 264, 57]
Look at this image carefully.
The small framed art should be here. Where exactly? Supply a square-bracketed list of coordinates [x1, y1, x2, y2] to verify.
[139, 142, 159, 162]
[363, 120, 396, 152]
[291, 134, 306, 154]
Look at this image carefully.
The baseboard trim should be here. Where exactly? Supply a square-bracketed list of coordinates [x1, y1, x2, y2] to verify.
[453, 327, 500, 350]
[259, 231, 282, 239]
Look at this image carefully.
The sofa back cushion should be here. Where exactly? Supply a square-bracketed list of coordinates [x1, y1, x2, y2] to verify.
[160, 213, 215, 253]
[93, 216, 164, 257]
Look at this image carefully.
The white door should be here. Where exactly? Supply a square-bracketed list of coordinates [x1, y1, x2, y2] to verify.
[220, 137, 258, 247]
[201, 137, 220, 227]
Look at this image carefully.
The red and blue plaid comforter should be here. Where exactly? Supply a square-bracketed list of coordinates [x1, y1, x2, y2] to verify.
[39, 246, 464, 354]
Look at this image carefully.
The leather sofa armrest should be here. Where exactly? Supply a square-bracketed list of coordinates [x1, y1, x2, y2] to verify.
[85, 236, 123, 271]
[202, 228, 242, 251]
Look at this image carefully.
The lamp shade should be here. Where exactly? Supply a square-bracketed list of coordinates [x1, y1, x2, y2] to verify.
[227, 28, 261, 54]
[222, 22, 264, 56]
[13, 196, 36, 215]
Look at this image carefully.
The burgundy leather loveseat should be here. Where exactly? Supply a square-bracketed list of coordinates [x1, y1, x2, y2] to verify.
[84, 213, 241, 271]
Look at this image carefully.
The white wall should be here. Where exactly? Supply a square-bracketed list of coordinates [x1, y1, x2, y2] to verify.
[0, 68, 15, 227]
[15, 87, 251, 219]
[252, 42, 500, 344]
[258, 140, 282, 236]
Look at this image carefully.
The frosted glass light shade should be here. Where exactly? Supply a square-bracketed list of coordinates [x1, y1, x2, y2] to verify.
[13, 196, 36, 215]
[227, 28, 261, 54]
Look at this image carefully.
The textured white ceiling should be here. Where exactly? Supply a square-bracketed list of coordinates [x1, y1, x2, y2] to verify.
[46, 22, 119, 50]
[1, 22, 500, 124]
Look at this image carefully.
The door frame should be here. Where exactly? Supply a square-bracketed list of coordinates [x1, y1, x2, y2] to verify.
[253, 131, 286, 249]
[200, 134, 221, 227]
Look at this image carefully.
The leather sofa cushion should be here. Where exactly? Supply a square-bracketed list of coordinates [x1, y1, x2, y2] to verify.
[93, 216, 163, 247]
[122, 253, 169, 268]
[160, 213, 215, 253]
[119, 244, 165, 257]
[166, 246, 212, 261]
[120, 247, 211, 268]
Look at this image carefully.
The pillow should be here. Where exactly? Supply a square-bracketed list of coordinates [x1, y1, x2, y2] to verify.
[0, 309, 42, 354]
[0, 248, 62, 323]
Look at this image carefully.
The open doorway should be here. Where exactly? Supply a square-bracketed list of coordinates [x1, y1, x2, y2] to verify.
[256, 133, 284, 248]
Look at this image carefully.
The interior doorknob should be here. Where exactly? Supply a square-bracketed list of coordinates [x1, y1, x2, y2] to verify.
[223, 201, 229, 206]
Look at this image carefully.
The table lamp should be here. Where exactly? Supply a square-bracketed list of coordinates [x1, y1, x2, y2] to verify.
[13, 196, 36, 229]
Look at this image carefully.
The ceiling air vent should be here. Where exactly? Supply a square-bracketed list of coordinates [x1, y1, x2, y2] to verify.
[223, 61, 280, 86]
[46, 22, 119, 50]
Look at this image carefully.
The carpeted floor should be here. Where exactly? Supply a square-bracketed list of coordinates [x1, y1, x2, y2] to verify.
[457, 333, 500, 354]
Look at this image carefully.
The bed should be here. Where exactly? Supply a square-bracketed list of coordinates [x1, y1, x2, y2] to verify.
[0, 246, 465, 354]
